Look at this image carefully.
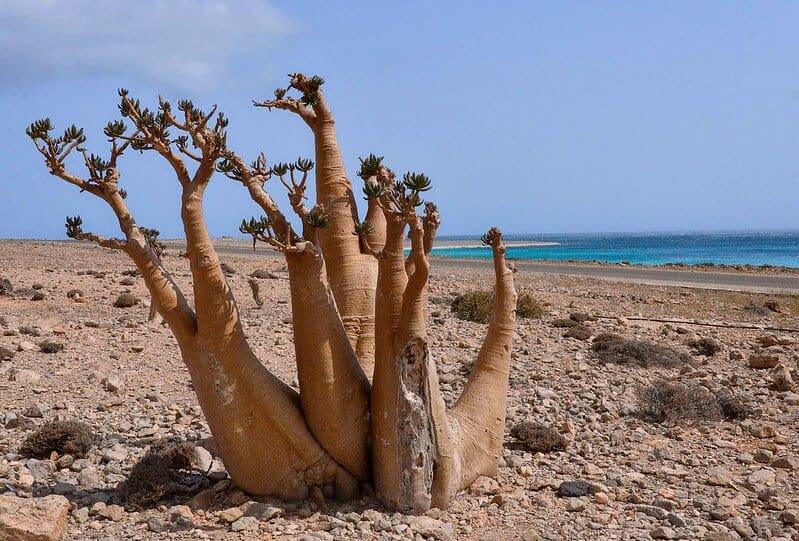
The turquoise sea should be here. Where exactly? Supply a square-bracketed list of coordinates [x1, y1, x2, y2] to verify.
[431, 232, 799, 268]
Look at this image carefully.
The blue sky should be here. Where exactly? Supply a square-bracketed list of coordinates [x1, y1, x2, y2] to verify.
[1, 1, 797, 238]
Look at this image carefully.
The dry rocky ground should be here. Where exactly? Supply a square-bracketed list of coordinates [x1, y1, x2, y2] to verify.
[1, 239, 798, 541]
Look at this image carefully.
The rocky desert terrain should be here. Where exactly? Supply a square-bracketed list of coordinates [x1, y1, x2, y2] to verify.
[1, 239, 798, 540]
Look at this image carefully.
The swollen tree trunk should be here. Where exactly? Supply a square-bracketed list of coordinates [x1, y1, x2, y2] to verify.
[285, 243, 371, 482]
[31, 83, 517, 514]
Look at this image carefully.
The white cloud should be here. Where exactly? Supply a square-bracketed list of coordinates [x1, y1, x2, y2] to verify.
[0, 0, 293, 91]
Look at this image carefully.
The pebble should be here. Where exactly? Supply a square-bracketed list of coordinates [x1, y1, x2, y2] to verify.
[556, 480, 591, 497]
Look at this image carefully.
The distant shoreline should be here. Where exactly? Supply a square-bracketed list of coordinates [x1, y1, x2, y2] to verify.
[2, 238, 796, 293]
[432, 241, 560, 249]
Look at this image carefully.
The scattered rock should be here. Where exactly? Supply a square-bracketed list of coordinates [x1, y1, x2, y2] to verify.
[407, 516, 455, 541]
[469, 476, 500, 496]
[231, 516, 258, 532]
[9, 368, 41, 384]
[0, 494, 69, 541]
[749, 354, 779, 369]
[772, 366, 795, 391]
[17, 340, 37, 352]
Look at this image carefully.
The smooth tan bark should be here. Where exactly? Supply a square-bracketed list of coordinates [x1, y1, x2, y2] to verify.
[176, 180, 360, 500]
[35, 86, 517, 513]
[285, 244, 371, 482]
[311, 116, 377, 370]
[371, 213, 412, 509]
[449, 231, 517, 485]
[364, 195, 386, 253]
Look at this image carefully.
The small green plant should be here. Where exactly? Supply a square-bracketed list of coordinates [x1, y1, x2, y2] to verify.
[451, 290, 494, 323]
[19, 420, 93, 458]
[510, 421, 568, 453]
[591, 333, 692, 368]
[516, 292, 545, 319]
[452, 290, 544, 323]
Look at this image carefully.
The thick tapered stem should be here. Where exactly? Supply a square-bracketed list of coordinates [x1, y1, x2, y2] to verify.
[244, 177, 301, 244]
[371, 213, 412, 508]
[101, 189, 196, 346]
[179, 183, 359, 501]
[310, 103, 376, 366]
[180, 186, 241, 341]
[364, 196, 386, 253]
[394, 218, 429, 349]
[186, 337, 357, 500]
[285, 246, 371, 482]
[450, 234, 517, 485]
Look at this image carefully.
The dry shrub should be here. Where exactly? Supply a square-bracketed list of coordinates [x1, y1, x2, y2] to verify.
[516, 292, 546, 319]
[686, 337, 721, 356]
[635, 380, 750, 423]
[117, 441, 197, 510]
[569, 312, 593, 323]
[591, 333, 691, 368]
[39, 340, 65, 354]
[19, 420, 93, 458]
[66, 289, 84, 300]
[0, 278, 12, 295]
[0, 346, 15, 360]
[564, 325, 591, 340]
[743, 302, 771, 316]
[113, 293, 138, 308]
[551, 318, 578, 328]
[509, 421, 569, 453]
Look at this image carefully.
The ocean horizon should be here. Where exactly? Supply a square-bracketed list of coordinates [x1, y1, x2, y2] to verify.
[429, 230, 799, 268]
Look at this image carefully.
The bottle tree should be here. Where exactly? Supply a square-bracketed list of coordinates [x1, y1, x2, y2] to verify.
[27, 74, 517, 513]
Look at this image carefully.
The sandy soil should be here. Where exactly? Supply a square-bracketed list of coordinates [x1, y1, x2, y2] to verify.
[1, 239, 798, 540]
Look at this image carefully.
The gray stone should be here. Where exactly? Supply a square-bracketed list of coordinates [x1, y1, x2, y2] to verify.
[407, 516, 455, 541]
[52, 482, 76, 495]
[566, 498, 585, 512]
[556, 480, 591, 497]
[231, 516, 259, 532]
[8, 368, 41, 384]
[102, 444, 127, 462]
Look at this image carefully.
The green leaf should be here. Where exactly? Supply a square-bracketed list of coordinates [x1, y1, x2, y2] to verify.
[357, 154, 384, 179]
[65, 215, 83, 239]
